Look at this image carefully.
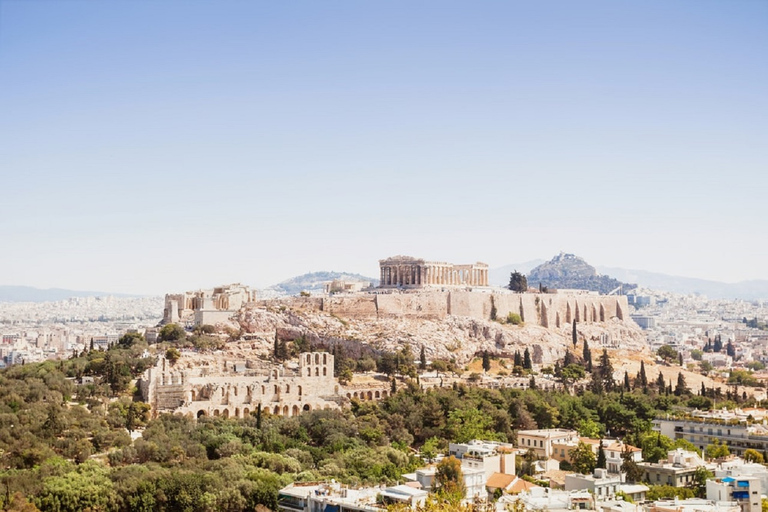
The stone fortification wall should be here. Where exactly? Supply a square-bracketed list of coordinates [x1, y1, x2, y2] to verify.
[312, 290, 628, 328]
[322, 296, 378, 318]
[375, 292, 449, 319]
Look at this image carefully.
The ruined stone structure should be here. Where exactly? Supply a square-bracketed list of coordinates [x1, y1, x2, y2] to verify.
[379, 256, 489, 288]
[138, 352, 390, 419]
[163, 283, 255, 326]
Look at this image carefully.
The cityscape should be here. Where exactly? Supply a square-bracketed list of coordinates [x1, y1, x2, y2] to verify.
[1, 1, 766, 512]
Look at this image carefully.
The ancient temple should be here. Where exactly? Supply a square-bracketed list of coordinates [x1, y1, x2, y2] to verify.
[378, 255, 489, 288]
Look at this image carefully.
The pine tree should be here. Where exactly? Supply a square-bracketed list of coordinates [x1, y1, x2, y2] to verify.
[508, 270, 528, 292]
[523, 348, 532, 370]
[482, 350, 491, 372]
[420, 346, 427, 370]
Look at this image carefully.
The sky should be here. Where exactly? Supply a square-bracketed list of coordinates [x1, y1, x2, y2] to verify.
[1, 0, 766, 295]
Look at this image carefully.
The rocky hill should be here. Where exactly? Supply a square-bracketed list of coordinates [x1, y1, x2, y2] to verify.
[528, 253, 637, 294]
[261, 271, 378, 297]
[233, 296, 646, 367]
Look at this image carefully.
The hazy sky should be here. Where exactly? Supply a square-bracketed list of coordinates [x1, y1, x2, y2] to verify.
[1, 0, 766, 295]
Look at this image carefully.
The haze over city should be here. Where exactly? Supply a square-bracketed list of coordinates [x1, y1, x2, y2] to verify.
[2, 1, 766, 295]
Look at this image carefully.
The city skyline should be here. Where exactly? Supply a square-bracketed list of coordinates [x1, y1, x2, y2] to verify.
[1, 1, 766, 295]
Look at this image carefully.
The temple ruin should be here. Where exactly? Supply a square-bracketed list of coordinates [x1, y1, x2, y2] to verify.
[379, 255, 489, 288]
[163, 283, 255, 326]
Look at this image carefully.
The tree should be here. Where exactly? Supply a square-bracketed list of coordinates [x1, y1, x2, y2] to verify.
[118, 332, 144, 349]
[508, 271, 528, 293]
[523, 348, 532, 370]
[569, 441, 596, 475]
[560, 364, 586, 390]
[674, 372, 689, 396]
[656, 372, 666, 391]
[273, 331, 279, 360]
[514, 351, 523, 368]
[596, 441, 606, 469]
[691, 467, 713, 498]
[657, 345, 678, 364]
[594, 349, 614, 393]
[482, 351, 491, 373]
[572, 320, 578, 347]
[623, 371, 631, 391]
[637, 361, 648, 391]
[726, 340, 735, 357]
[705, 439, 730, 460]
[583, 339, 592, 372]
[421, 436, 440, 463]
[435, 456, 465, 504]
[744, 449, 764, 463]
[165, 347, 181, 364]
[420, 346, 427, 371]
[158, 323, 185, 342]
[621, 447, 645, 483]
[714, 335, 723, 352]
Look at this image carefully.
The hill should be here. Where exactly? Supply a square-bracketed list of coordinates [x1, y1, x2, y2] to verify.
[262, 271, 378, 297]
[596, 266, 768, 300]
[527, 253, 637, 294]
[0, 285, 140, 303]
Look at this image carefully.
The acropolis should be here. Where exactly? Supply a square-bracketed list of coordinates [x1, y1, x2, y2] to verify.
[379, 255, 489, 288]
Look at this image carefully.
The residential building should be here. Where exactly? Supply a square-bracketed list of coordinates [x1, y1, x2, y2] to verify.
[277, 481, 427, 512]
[653, 413, 768, 456]
[637, 448, 711, 487]
[646, 499, 741, 512]
[707, 476, 761, 512]
[517, 429, 579, 459]
[448, 440, 516, 481]
[565, 469, 623, 499]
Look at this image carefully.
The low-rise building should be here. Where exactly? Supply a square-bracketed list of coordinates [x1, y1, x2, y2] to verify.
[637, 448, 710, 487]
[707, 476, 761, 512]
[646, 498, 741, 512]
[277, 481, 427, 512]
[518, 429, 579, 459]
[565, 469, 623, 499]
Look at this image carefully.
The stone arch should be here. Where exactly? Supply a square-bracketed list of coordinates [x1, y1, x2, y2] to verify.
[197, 410, 206, 418]
[243, 407, 249, 417]
[323, 353, 327, 365]
[303, 404, 311, 412]
[273, 369, 279, 379]
[292, 405, 299, 417]
[323, 367, 327, 376]
[306, 354, 311, 364]
[375, 390, 380, 399]
[353, 392, 359, 399]
[235, 408, 240, 418]
[273, 405, 280, 415]
[600, 304, 605, 322]
[382, 390, 388, 398]
[222, 409, 229, 418]
[222, 388, 226, 397]
[274, 385, 279, 394]
[315, 368, 319, 376]
[214, 410, 220, 417]
[315, 354, 320, 364]
[282, 405, 289, 416]
[347, 393, 352, 399]
[367, 391, 373, 400]
[307, 368, 311, 376]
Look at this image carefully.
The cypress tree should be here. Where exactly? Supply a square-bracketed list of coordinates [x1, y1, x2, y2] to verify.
[256, 403, 262, 429]
[274, 331, 279, 360]
[563, 351, 575, 367]
[482, 350, 491, 372]
[638, 361, 648, 390]
[583, 339, 592, 372]
[572, 320, 578, 347]
[656, 372, 666, 391]
[624, 370, 631, 391]
[514, 350, 523, 367]
[597, 441, 607, 469]
[675, 372, 688, 396]
[420, 346, 427, 370]
[523, 348, 532, 370]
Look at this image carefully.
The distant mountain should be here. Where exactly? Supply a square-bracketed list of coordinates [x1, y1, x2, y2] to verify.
[596, 266, 768, 300]
[527, 253, 637, 294]
[489, 260, 545, 287]
[0, 285, 140, 303]
[263, 271, 378, 297]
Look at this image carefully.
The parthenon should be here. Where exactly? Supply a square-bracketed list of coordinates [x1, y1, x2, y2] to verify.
[378, 255, 489, 288]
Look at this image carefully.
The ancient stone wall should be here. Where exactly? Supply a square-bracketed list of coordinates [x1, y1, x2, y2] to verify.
[321, 296, 378, 318]
[375, 292, 449, 319]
